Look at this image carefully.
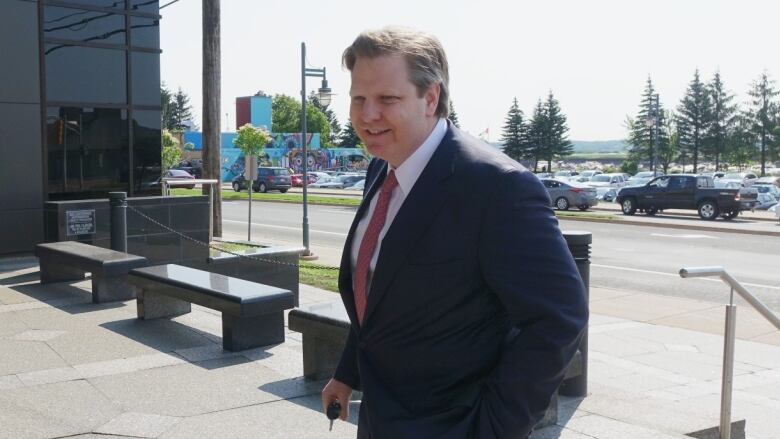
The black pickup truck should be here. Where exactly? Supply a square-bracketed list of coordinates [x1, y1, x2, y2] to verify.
[615, 174, 742, 220]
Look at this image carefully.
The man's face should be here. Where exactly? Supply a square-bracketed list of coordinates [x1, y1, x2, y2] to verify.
[349, 54, 440, 168]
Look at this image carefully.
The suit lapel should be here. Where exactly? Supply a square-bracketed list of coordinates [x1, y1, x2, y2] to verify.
[339, 159, 388, 323]
[363, 128, 459, 324]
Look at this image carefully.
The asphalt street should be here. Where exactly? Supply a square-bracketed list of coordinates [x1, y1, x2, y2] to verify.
[221, 199, 780, 311]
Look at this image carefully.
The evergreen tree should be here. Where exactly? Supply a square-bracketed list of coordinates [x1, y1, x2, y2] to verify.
[309, 91, 341, 146]
[338, 120, 363, 148]
[161, 84, 175, 131]
[171, 87, 195, 130]
[657, 110, 679, 174]
[543, 91, 573, 172]
[526, 100, 547, 172]
[726, 114, 758, 169]
[449, 100, 461, 128]
[746, 72, 779, 175]
[676, 69, 711, 173]
[704, 72, 738, 170]
[628, 77, 669, 172]
[500, 98, 525, 162]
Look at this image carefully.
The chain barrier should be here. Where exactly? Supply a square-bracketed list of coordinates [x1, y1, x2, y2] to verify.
[126, 204, 340, 271]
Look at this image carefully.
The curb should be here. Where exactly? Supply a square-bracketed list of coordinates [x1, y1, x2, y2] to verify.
[560, 214, 780, 237]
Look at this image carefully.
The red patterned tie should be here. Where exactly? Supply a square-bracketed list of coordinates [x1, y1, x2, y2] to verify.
[354, 170, 399, 325]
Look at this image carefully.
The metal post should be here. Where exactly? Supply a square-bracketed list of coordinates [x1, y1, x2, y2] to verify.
[248, 177, 253, 241]
[560, 231, 591, 397]
[108, 192, 127, 252]
[208, 183, 214, 243]
[720, 295, 737, 439]
[300, 42, 311, 256]
[652, 94, 659, 177]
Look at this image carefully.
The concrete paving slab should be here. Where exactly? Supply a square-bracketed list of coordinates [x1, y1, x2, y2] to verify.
[529, 424, 596, 438]
[651, 305, 780, 340]
[0, 339, 68, 376]
[751, 331, 780, 346]
[95, 412, 181, 438]
[589, 285, 634, 302]
[242, 343, 305, 379]
[590, 292, 717, 322]
[0, 380, 120, 439]
[17, 365, 82, 386]
[74, 352, 185, 379]
[0, 374, 24, 390]
[562, 414, 690, 438]
[0, 311, 29, 337]
[10, 329, 67, 341]
[160, 394, 358, 439]
[88, 356, 318, 417]
[588, 332, 662, 357]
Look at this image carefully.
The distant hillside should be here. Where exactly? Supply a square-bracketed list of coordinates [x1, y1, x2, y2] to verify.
[488, 140, 628, 153]
[571, 140, 628, 153]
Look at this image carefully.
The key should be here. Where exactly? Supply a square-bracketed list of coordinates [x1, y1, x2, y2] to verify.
[327, 401, 341, 431]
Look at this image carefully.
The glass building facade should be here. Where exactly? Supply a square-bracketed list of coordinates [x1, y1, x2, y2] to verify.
[42, 0, 162, 199]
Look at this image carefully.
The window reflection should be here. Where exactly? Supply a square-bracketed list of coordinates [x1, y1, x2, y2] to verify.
[131, 16, 159, 48]
[132, 110, 162, 194]
[131, 52, 160, 106]
[62, 1, 127, 9]
[131, 0, 159, 14]
[46, 106, 129, 199]
[45, 44, 126, 104]
[44, 6, 126, 45]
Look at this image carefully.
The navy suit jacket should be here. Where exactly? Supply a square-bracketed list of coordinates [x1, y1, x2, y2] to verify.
[335, 122, 588, 438]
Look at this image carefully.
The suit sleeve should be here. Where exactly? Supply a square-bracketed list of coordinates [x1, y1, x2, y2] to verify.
[333, 327, 361, 390]
[475, 169, 588, 438]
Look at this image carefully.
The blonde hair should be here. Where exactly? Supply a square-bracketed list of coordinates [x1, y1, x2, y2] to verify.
[343, 26, 450, 118]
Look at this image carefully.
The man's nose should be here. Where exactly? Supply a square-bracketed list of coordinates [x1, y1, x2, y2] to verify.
[359, 101, 381, 122]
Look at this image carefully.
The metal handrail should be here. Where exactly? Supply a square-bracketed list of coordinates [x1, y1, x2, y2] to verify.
[679, 266, 780, 439]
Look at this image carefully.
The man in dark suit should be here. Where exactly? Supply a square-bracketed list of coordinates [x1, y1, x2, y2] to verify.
[322, 27, 588, 438]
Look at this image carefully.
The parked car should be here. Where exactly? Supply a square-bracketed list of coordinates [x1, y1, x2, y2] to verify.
[753, 176, 780, 187]
[719, 181, 759, 211]
[345, 179, 366, 191]
[155, 169, 196, 189]
[540, 178, 599, 211]
[615, 174, 742, 220]
[231, 166, 291, 193]
[715, 172, 758, 188]
[311, 174, 365, 189]
[534, 172, 552, 179]
[290, 173, 317, 187]
[171, 159, 203, 178]
[587, 173, 627, 199]
[574, 170, 602, 182]
[754, 190, 778, 210]
[553, 170, 579, 181]
[751, 184, 780, 205]
[632, 171, 665, 180]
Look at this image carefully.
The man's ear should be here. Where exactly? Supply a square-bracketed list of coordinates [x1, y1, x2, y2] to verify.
[424, 83, 441, 117]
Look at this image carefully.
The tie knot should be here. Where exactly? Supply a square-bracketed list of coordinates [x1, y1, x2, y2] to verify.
[381, 170, 398, 194]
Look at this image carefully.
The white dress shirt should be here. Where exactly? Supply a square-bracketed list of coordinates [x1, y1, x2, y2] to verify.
[350, 118, 447, 285]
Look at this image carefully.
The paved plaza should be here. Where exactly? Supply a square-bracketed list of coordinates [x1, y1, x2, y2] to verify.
[1, 255, 779, 438]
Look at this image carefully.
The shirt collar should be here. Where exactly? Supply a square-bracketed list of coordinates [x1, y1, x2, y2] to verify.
[389, 118, 447, 195]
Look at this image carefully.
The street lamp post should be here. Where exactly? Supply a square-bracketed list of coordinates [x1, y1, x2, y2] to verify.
[300, 42, 333, 259]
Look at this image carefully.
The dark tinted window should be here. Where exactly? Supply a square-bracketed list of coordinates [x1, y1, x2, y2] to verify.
[61, 1, 126, 9]
[44, 6, 126, 44]
[45, 44, 126, 104]
[131, 51, 159, 106]
[669, 177, 690, 189]
[273, 169, 290, 176]
[131, 110, 162, 194]
[46, 106, 129, 199]
[130, 16, 159, 48]
[131, 0, 159, 13]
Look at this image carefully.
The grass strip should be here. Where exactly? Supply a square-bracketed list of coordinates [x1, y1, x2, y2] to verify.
[171, 188, 361, 206]
[299, 262, 340, 293]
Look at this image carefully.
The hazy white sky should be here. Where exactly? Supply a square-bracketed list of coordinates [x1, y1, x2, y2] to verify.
[160, 0, 779, 141]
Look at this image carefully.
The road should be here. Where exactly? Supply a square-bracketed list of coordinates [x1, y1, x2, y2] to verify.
[221, 200, 780, 310]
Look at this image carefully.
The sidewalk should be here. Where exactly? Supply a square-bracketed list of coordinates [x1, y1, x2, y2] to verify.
[0, 256, 778, 438]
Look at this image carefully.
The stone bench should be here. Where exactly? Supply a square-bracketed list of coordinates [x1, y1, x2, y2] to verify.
[128, 264, 295, 351]
[289, 301, 583, 429]
[35, 241, 148, 303]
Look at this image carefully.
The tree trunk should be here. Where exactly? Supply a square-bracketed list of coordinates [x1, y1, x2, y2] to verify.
[202, 0, 221, 237]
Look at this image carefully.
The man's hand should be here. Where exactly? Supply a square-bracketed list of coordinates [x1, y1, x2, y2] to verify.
[322, 378, 352, 421]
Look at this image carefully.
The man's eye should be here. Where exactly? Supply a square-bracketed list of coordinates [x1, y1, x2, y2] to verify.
[382, 97, 399, 103]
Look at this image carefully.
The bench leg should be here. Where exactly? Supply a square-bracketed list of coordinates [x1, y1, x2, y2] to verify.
[137, 289, 191, 320]
[91, 275, 137, 304]
[39, 260, 85, 284]
[222, 312, 284, 352]
[301, 334, 347, 380]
